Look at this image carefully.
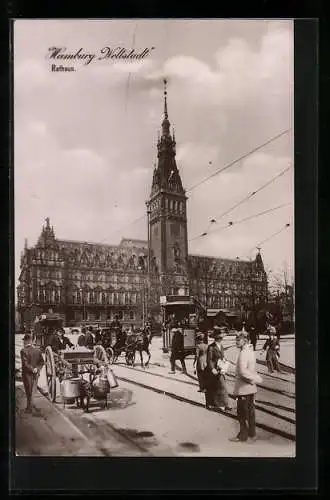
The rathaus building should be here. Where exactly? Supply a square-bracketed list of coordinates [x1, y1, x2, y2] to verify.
[17, 87, 268, 329]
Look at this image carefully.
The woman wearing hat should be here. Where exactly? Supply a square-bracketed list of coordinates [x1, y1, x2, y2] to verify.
[205, 326, 232, 411]
[193, 332, 208, 392]
[260, 326, 281, 373]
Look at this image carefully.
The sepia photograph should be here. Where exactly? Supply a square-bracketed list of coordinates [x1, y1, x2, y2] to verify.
[14, 19, 295, 458]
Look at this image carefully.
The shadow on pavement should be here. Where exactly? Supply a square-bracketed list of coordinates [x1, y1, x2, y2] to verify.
[108, 387, 136, 410]
[177, 442, 200, 452]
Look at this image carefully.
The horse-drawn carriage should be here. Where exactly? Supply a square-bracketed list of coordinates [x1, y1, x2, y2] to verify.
[112, 329, 152, 367]
[33, 313, 114, 411]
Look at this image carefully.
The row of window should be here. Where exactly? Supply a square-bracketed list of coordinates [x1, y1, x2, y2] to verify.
[32, 250, 61, 261]
[34, 288, 140, 306]
[165, 198, 184, 214]
[68, 273, 143, 283]
[150, 198, 185, 215]
[75, 310, 136, 321]
[36, 269, 62, 279]
[202, 294, 266, 308]
[195, 283, 254, 293]
[71, 291, 138, 305]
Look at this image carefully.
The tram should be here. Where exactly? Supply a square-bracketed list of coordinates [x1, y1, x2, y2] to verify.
[161, 296, 206, 356]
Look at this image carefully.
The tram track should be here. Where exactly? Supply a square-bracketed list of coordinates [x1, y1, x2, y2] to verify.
[15, 336, 295, 446]
[116, 373, 295, 442]
[223, 341, 295, 376]
[114, 361, 296, 417]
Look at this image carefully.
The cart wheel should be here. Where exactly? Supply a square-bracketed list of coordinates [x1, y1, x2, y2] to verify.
[45, 346, 56, 402]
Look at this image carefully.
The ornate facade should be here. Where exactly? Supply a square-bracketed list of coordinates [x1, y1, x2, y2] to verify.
[17, 83, 268, 329]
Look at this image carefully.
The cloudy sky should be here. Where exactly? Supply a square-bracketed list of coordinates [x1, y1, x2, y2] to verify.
[14, 19, 294, 289]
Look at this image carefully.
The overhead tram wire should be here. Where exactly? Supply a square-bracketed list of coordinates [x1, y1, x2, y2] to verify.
[99, 126, 291, 245]
[211, 165, 292, 224]
[189, 202, 292, 243]
[186, 128, 291, 193]
[241, 222, 292, 260]
[190, 164, 292, 241]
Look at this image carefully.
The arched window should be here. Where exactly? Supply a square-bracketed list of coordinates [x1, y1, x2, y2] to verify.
[118, 310, 123, 320]
[102, 293, 106, 304]
[129, 311, 135, 320]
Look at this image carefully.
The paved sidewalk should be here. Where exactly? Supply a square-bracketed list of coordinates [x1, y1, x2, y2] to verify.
[15, 382, 103, 456]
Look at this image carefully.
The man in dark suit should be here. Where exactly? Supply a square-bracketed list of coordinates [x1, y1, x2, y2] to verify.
[247, 325, 258, 351]
[58, 329, 74, 350]
[169, 328, 187, 374]
[20, 333, 44, 413]
[205, 326, 232, 411]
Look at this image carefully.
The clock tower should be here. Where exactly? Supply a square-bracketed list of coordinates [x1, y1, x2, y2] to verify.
[147, 79, 189, 297]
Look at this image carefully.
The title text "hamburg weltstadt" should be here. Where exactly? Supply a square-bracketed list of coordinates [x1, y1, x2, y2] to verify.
[46, 46, 155, 66]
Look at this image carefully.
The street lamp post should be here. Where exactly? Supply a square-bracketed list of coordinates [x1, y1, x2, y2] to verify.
[146, 205, 151, 324]
[80, 288, 86, 324]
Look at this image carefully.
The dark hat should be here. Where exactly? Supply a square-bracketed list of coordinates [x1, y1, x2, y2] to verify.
[211, 327, 225, 339]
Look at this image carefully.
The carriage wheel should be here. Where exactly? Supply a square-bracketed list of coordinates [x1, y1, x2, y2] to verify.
[45, 346, 57, 402]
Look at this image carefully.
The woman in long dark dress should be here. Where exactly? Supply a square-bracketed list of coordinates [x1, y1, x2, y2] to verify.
[260, 328, 281, 373]
[205, 327, 231, 411]
[193, 333, 208, 392]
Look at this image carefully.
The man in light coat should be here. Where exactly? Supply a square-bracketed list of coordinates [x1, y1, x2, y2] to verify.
[230, 332, 263, 442]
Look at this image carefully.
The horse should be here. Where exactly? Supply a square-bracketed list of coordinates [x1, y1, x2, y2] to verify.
[133, 331, 152, 368]
[77, 368, 109, 412]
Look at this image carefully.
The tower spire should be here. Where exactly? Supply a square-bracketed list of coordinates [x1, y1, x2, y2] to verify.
[161, 78, 170, 137]
[163, 78, 168, 119]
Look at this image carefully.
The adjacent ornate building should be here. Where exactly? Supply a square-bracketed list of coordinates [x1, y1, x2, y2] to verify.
[17, 83, 268, 329]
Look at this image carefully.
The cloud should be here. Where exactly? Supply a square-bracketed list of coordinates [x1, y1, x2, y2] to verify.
[14, 20, 294, 290]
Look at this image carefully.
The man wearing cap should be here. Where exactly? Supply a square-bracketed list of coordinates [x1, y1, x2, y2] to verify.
[169, 328, 187, 374]
[20, 333, 44, 413]
[205, 326, 232, 411]
[230, 332, 263, 442]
